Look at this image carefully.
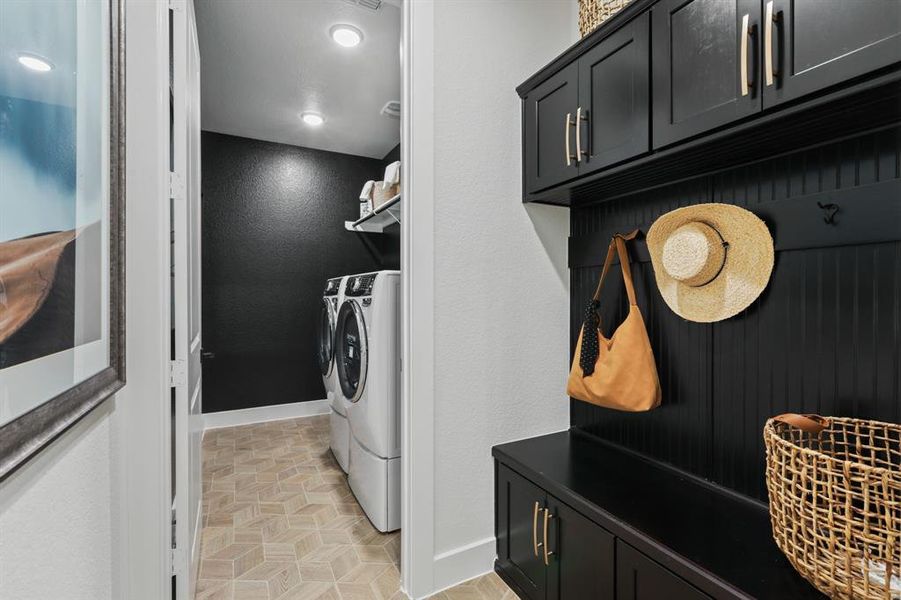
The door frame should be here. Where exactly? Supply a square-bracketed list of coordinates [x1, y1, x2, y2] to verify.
[170, 0, 204, 594]
[116, 0, 174, 597]
[400, 0, 436, 597]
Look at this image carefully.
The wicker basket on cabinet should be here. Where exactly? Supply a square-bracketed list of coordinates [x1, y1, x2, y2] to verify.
[578, 0, 630, 37]
[764, 414, 901, 599]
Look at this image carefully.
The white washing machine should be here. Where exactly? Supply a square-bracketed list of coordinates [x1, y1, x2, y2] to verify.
[319, 276, 350, 472]
[335, 270, 400, 532]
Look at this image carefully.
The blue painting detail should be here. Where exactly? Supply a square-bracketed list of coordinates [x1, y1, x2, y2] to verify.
[0, 96, 77, 240]
[0, 95, 102, 368]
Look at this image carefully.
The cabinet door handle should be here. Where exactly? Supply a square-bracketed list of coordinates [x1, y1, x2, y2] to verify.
[533, 501, 542, 556]
[739, 14, 754, 97]
[543, 508, 554, 565]
[564, 113, 574, 167]
[575, 107, 583, 162]
[576, 106, 591, 162]
[764, 1, 778, 86]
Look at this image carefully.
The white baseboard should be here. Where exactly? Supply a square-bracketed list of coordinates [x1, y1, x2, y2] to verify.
[203, 399, 330, 430]
[429, 536, 496, 598]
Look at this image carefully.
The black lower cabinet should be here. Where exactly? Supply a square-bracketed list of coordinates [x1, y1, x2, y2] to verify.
[547, 497, 615, 600]
[494, 431, 827, 600]
[616, 541, 710, 600]
[496, 464, 547, 598]
[497, 465, 616, 600]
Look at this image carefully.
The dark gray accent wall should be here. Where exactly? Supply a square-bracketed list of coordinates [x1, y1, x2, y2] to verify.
[201, 132, 399, 413]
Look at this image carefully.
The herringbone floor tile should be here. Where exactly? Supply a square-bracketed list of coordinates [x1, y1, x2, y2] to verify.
[196, 415, 515, 600]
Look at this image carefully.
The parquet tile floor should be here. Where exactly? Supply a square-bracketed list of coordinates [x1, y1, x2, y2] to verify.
[196, 415, 517, 600]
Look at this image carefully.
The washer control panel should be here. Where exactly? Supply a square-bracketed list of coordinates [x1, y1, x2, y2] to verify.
[323, 277, 342, 296]
[345, 273, 377, 297]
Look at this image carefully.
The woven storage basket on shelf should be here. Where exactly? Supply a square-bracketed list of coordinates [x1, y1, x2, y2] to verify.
[371, 182, 399, 211]
[579, 0, 630, 37]
[764, 414, 901, 599]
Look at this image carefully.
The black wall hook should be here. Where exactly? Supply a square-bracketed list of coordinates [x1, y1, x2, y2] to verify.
[817, 201, 839, 225]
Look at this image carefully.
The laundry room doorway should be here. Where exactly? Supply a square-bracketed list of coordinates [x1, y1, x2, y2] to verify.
[189, 1, 404, 598]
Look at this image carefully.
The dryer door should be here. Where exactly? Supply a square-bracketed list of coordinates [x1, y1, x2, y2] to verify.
[336, 299, 368, 402]
[317, 298, 336, 377]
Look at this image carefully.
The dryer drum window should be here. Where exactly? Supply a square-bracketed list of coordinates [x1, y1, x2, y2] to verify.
[336, 300, 367, 402]
[317, 298, 335, 377]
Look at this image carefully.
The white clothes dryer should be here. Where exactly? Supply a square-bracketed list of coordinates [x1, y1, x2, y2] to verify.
[335, 270, 400, 532]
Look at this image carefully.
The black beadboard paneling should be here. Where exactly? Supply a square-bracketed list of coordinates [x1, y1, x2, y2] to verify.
[201, 132, 399, 413]
[570, 125, 901, 502]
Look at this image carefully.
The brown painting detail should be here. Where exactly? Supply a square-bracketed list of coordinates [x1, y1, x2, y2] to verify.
[0, 222, 101, 369]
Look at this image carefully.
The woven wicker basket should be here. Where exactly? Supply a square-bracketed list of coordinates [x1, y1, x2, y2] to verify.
[372, 182, 399, 211]
[579, 0, 630, 37]
[764, 414, 901, 599]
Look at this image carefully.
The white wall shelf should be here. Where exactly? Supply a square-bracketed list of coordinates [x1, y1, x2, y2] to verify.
[345, 193, 401, 233]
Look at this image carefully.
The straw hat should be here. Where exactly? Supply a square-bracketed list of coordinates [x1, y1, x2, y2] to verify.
[646, 203, 774, 323]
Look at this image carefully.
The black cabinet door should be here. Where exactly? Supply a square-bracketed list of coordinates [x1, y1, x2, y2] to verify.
[616, 541, 712, 600]
[545, 495, 615, 600]
[524, 63, 580, 194]
[652, 0, 761, 148]
[577, 12, 650, 175]
[762, 0, 901, 107]
[496, 465, 548, 599]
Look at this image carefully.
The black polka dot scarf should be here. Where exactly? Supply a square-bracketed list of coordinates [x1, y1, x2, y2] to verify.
[580, 299, 601, 375]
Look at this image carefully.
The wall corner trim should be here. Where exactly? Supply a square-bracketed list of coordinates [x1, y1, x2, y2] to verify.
[430, 537, 497, 598]
[203, 400, 330, 431]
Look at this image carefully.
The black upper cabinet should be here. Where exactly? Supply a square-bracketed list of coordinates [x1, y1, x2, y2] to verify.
[762, 0, 901, 107]
[496, 465, 548, 598]
[524, 63, 580, 193]
[518, 0, 901, 201]
[652, 0, 761, 148]
[546, 495, 615, 600]
[578, 12, 651, 176]
[524, 16, 651, 195]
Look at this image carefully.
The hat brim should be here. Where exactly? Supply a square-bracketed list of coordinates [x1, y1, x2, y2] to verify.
[646, 203, 774, 323]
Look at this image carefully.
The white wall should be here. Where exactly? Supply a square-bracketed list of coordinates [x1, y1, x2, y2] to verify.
[0, 2, 172, 599]
[404, 1, 577, 596]
[0, 403, 118, 599]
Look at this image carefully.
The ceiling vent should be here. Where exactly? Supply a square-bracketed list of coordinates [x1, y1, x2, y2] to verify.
[380, 101, 401, 119]
[342, 0, 382, 11]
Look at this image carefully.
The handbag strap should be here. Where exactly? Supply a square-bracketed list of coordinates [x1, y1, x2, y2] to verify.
[591, 229, 639, 306]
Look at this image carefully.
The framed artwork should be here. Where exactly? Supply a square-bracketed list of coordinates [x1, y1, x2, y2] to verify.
[0, 0, 125, 480]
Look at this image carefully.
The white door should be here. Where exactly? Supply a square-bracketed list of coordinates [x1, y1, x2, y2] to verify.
[171, 0, 203, 596]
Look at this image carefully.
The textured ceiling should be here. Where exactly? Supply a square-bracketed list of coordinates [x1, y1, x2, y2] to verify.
[194, 0, 401, 159]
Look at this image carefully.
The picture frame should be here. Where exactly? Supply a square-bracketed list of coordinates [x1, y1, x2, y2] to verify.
[0, 0, 126, 481]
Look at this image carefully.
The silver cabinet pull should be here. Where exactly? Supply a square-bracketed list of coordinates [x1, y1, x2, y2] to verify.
[740, 14, 753, 97]
[532, 501, 542, 556]
[764, 1, 778, 86]
[564, 113, 574, 167]
[575, 107, 583, 162]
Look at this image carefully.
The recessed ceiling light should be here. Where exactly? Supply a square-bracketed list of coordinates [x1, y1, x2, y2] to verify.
[17, 53, 53, 73]
[330, 24, 363, 48]
[301, 112, 324, 126]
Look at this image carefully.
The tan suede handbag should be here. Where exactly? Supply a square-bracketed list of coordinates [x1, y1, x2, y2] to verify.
[567, 231, 662, 411]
